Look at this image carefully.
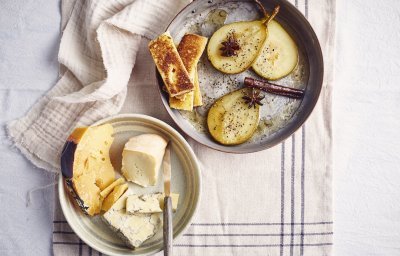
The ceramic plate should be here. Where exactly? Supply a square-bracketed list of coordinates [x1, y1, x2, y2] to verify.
[156, 0, 323, 153]
[59, 114, 201, 256]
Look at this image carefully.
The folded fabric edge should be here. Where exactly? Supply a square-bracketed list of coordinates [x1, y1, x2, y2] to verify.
[6, 119, 60, 173]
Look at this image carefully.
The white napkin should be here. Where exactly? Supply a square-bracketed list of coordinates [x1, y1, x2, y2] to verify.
[8, 0, 335, 255]
[7, 0, 190, 173]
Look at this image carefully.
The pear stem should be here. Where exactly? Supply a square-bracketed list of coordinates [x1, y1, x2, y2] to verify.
[264, 6, 280, 26]
[254, 0, 268, 17]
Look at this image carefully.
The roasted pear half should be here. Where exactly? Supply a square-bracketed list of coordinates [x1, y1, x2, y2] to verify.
[252, 20, 299, 80]
[207, 88, 261, 145]
[207, 5, 280, 74]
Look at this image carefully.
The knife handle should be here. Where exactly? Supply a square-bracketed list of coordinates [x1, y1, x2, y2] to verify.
[163, 196, 173, 256]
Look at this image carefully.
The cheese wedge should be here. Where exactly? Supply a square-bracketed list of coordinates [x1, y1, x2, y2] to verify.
[100, 177, 125, 198]
[158, 193, 180, 212]
[169, 33, 208, 111]
[121, 134, 168, 187]
[126, 194, 163, 214]
[149, 31, 194, 97]
[102, 189, 162, 249]
[126, 193, 180, 214]
[61, 124, 116, 216]
[101, 183, 128, 212]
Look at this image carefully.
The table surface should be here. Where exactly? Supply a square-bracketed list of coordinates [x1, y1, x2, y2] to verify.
[1, 0, 400, 255]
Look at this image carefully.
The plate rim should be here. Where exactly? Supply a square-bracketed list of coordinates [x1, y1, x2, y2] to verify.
[155, 0, 324, 154]
[59, 113, 202, 256]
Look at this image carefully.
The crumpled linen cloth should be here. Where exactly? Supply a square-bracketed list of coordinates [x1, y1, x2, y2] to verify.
[7, 0, 189, 173]
[7, 0, 335, 255]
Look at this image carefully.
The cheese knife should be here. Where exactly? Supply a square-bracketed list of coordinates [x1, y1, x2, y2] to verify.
[162, 144, 173, 256]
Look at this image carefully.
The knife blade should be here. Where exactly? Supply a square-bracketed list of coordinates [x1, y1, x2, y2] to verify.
[162, 143, 172, 256]
[162, 144, 171, 196]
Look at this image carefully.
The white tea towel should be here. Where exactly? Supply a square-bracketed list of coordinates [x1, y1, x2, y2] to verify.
[7, 0, 190, 173]
[8, 0, 335, 255]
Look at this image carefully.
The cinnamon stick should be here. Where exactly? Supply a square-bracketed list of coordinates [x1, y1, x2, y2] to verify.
[244, 77, 304, 99]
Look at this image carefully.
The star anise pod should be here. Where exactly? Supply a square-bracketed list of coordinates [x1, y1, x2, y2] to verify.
[242, 89, 265, 108]
[220, 33, 240, 57]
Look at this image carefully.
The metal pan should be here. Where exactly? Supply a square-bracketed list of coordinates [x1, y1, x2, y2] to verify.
[156, 0, 323, 153]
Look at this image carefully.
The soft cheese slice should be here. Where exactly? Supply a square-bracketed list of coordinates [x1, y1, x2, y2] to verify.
[126, 193, 179, 214]
[102, 190, 162, 248]
[101, 183, 128, 212]
[121, 134, 168, 187]
[158, 193, 180, 212]
[61, 124, 116, 216]
[100, 177, 125, 198]
[126, 194, 162, 214]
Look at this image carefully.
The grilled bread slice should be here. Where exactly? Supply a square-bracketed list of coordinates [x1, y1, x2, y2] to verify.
[169, 86, 195, 111]
[169, 34, 208, 111]
[149, 32, 193, 97]
[193, 69, 202, 107]
[169, 71, 201, 110]
[177, 34, 208, 81]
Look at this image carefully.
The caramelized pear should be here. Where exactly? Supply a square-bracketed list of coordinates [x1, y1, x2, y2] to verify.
[207, 4, 279, 74]
[207, 88, 260, 145]
[252, 20, 298, 80]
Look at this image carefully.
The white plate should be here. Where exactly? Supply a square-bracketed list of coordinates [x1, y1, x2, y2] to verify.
[59, 114, 201, 256]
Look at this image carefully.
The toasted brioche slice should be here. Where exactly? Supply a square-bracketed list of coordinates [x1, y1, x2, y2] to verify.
[149, 32, 193, 97]
[170, 91, 194, 110]
[169, 34, 208, 111]
[193, 69, 203, 107]
[170, 69, 202, 110]
[177, 34, 208, 79]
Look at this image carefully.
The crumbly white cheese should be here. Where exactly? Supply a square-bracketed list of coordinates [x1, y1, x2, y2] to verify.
[126, 193, 180, 214]
[126, 194, 163, 214]
[102, 189, 162, 248]
[121, 134, 168, 187]
[159, 193, 180, 212]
